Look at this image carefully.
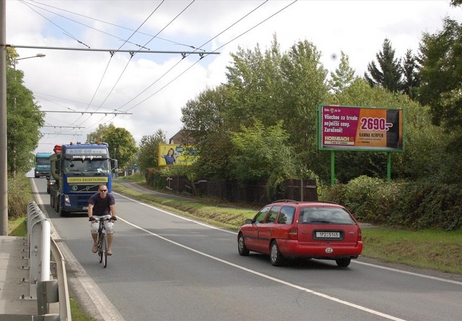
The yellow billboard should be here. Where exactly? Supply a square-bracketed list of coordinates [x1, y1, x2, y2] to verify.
[158, 144, 198, 166]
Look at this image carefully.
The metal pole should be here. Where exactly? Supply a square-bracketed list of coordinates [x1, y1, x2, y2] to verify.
[0, 0, 8, 235]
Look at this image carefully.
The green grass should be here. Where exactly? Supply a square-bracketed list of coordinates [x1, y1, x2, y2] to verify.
[8, 216, 27, 236]
[70, 297, 94, 321]
[114, 176, 462, 275]
[362, 228, 462, 274]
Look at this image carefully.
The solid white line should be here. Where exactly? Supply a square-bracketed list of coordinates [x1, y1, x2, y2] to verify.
[354, 260, 462, 286]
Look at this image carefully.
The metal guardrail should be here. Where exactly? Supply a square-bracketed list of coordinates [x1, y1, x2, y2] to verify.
[26, 201, 71, 321]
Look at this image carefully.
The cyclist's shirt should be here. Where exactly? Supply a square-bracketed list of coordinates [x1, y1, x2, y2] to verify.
[88, 192, 115, 215]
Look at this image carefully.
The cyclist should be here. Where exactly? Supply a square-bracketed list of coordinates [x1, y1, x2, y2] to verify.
[88, 185, 117, 255]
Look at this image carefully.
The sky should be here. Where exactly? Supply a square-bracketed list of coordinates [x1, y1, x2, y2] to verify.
[6, 0, 462, 157]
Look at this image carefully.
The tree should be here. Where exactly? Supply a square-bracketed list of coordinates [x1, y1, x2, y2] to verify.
[364, 38, 403, 92]
[230, 120, 298, 196]
[418, 18, 462, 135]
[6, 49, 45, 175]
[104, 127, 138, 170]
[328, 51, 356, 94]
[138, 130, 166, 170]
[181, 85, 235, 178]
[401, 49, 420, 100]
[87, 123, 115, 143]
[87, 124, 138, 169]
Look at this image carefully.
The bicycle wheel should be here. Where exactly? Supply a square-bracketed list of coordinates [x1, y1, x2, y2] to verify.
[102, 234, 108, 268]
[98, 233, 104, 264]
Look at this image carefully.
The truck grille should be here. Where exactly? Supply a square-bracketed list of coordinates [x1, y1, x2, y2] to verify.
[69, 184, 100, 193]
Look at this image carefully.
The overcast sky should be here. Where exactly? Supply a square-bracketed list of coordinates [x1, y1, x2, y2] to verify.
[6, 0, 462, 156]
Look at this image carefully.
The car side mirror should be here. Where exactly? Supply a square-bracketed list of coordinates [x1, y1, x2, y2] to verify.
[245, 219, 253, 224]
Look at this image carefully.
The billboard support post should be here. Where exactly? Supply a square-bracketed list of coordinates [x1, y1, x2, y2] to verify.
[317, 105, 404, 186]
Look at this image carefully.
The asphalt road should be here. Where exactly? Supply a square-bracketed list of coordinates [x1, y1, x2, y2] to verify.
[33, 178, 462, 321]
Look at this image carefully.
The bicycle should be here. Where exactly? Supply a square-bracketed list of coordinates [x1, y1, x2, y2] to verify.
[89, 216, 116, 268]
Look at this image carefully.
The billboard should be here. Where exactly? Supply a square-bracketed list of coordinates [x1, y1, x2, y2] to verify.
[158, 144, 199, 166]
[318, 105, 404, 152]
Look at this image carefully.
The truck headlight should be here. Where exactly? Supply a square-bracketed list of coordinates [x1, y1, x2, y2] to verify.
[64, 194, 71, 205]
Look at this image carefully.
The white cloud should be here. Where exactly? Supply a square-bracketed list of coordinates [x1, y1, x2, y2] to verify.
[6, 0, 462, 154]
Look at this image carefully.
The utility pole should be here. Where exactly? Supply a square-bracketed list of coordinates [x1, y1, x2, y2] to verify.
[0, 0, 8, 235]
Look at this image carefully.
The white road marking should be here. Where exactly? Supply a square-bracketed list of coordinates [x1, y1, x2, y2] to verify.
[118, 214, 408, 321]
[353, 261, 462, 286]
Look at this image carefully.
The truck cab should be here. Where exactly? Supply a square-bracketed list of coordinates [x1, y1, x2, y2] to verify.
[49, 143, 118, 217]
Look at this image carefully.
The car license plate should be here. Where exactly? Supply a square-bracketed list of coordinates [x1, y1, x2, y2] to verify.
[316, 231, 340, 238]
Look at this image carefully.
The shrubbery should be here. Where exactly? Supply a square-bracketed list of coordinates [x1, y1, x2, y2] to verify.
[324, 176, 462, 231]
[8, 175, 32, 219]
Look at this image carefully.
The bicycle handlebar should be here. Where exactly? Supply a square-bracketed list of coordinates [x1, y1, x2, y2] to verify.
[89, 216, 117, 222]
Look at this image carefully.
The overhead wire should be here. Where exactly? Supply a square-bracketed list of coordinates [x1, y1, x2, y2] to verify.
[118, 0, 299, 114]
[76, 0, 198, 133]
[21, 0, 203, 51]
[118, 0, 270, 112]
[22, 0, 298, 142]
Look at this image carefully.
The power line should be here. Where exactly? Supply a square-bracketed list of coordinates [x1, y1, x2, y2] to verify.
[40, 110, 132, 115]
[20, 0, 204, 52]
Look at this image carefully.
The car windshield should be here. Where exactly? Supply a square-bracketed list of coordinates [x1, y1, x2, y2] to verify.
[298, 207, 355, 225]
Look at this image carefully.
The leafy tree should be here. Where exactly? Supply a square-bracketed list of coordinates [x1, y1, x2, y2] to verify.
[104, 127, 138, 170]
[181, 86, 235, 178]
[231, 120, 298, 196]
[6, 49, 45, 175]
[418, 18, 462, 135]
[328, 51, 356, 94]
[86, 123, 115, 143]
[225, 35, 285, 129]
[278, 40, 329, 170]
[364, 38, 403, 93]
[138, 130, 166, 171]
[87, 124, 138, 169]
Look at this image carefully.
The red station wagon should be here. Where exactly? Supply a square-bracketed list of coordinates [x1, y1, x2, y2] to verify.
[237, 200, 363, 267]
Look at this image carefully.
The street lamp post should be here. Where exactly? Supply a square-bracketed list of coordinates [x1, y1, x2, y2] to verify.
[13, 53, 46, 70]
[11, 53, 46, 178]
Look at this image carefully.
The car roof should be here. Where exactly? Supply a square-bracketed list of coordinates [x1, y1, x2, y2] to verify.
[270, 199, 344, 208]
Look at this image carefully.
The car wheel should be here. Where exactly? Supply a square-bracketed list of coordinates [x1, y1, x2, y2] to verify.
[238, 233, 250, 256]
[335, 258, 351, 267]
[270, 241, 284, 266]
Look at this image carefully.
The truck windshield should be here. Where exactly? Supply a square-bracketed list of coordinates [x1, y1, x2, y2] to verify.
[64, 159, 110, 174]
[36, 158, 50, 165]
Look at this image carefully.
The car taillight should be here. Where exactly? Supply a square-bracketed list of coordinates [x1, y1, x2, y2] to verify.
[287, 226, 298, 240]
[357, 227, 362, 241]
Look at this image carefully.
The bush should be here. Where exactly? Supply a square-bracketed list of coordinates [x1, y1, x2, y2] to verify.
[323, 178, 462, 231]
[8, 175, 32, 219]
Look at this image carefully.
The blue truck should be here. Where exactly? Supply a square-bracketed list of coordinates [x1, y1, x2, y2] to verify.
[49, 142, 118, 217]
[34, 152, 53, 178]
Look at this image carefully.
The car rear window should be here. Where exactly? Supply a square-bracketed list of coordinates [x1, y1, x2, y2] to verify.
[298, 207, 355, 225]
